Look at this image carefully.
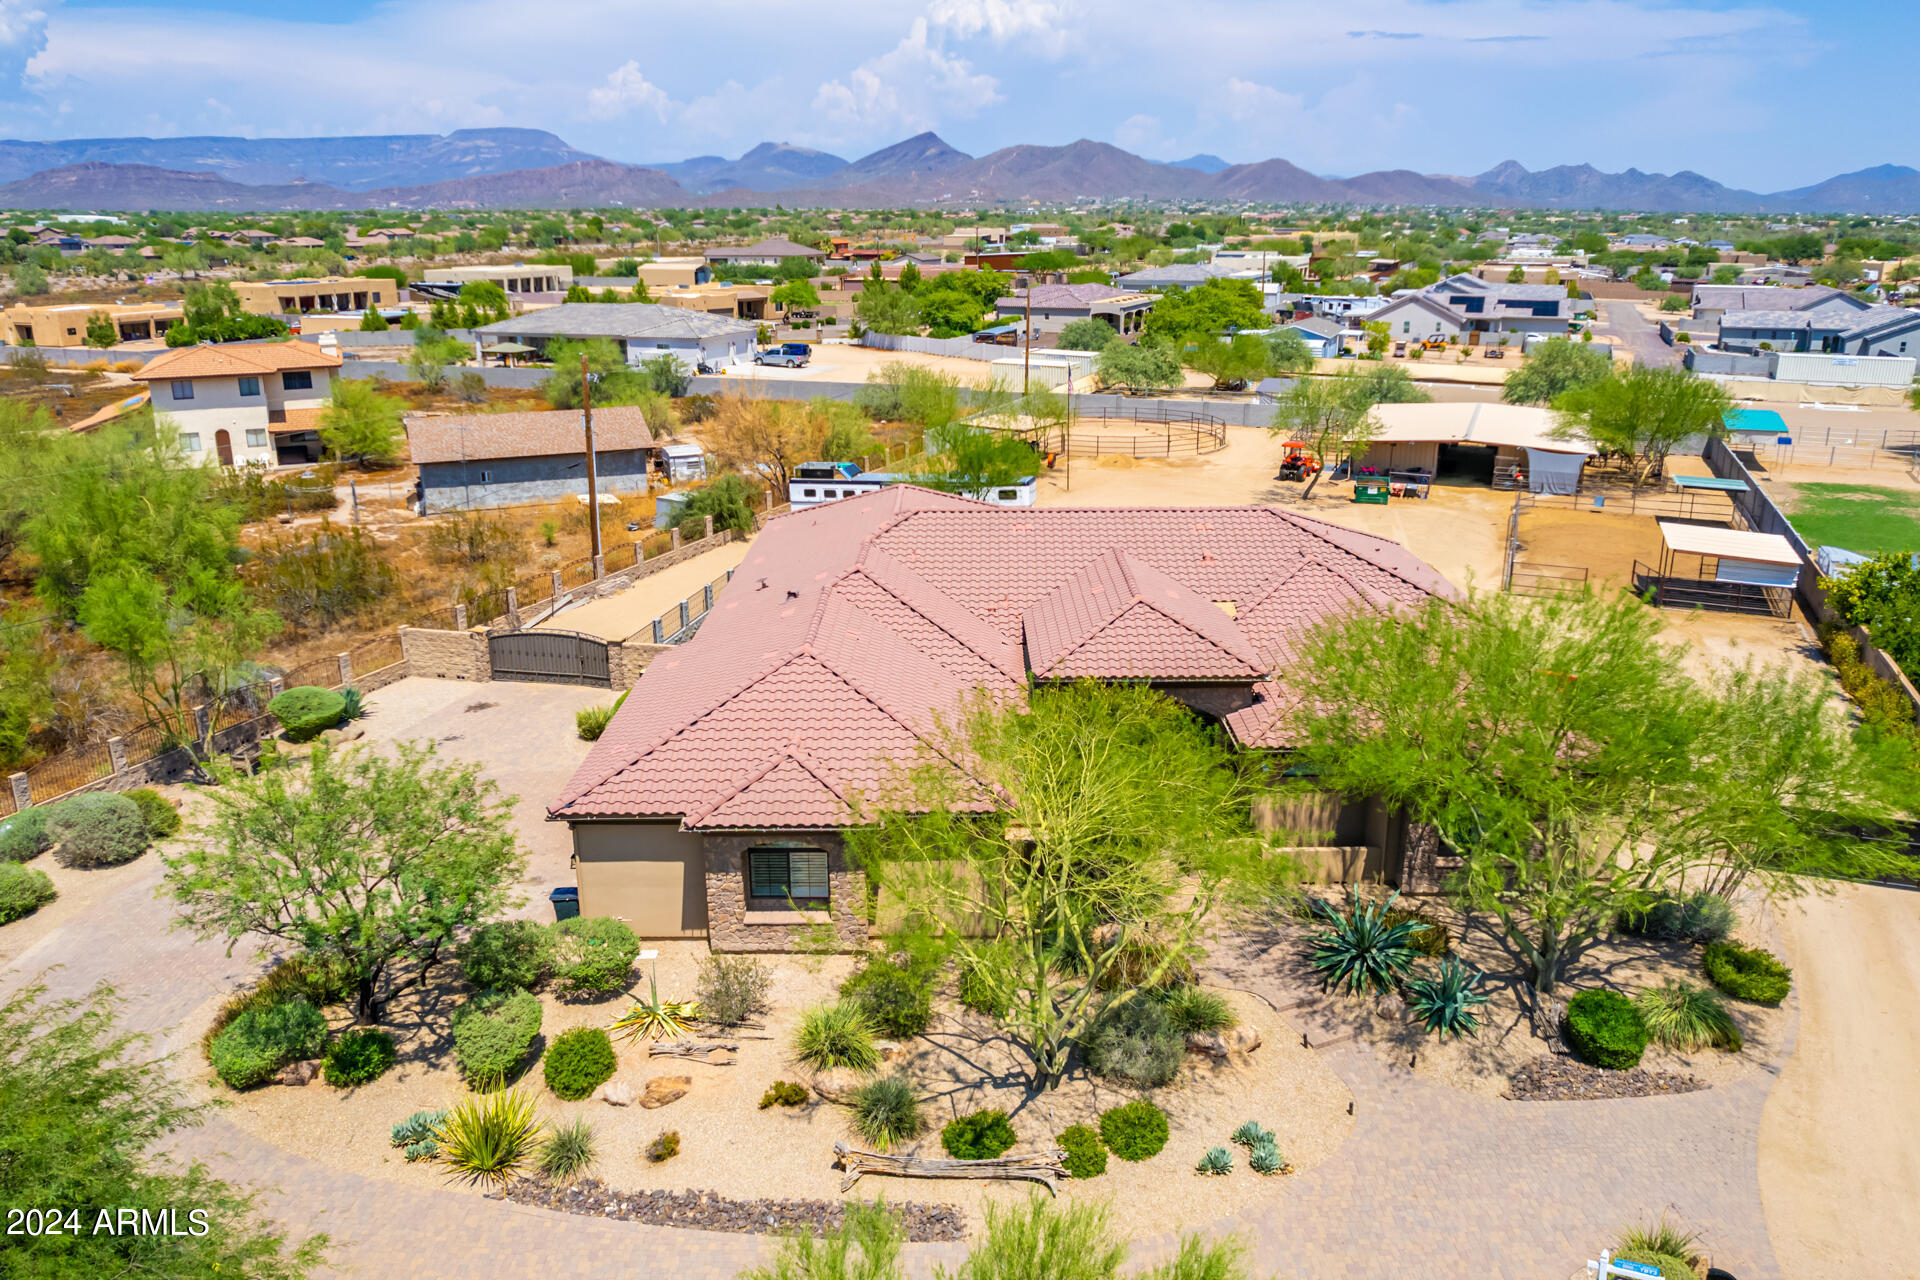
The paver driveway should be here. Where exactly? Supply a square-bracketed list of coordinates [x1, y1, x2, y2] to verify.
[2, 676, 1793, 1280]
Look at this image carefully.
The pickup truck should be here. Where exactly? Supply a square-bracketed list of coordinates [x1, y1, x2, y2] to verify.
[754, 342, 811, 368]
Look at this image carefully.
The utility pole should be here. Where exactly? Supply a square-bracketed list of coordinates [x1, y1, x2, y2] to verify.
[581, 351, 602, 562]
[1023, 283, 1031, 394]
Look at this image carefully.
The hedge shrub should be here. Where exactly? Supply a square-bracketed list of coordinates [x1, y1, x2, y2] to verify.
[125, 788, 183, 839]
[941, 1109, 1017, 1160]
[0, 862, 57, 923]
[548, 916, 640, 996]
[1058, 1124, 1108, 1179]
[1622, 891, 1736, 945]
[840, 955, 936, 1038]
[210, 998, 328, 1089]
[452, 988, 543, 1084]
[201, 955, 356, 1060]
[458, 920, 552, 991]
[268, 686, 346, 742]
[543, 1027, 617, 1101]
[0, 807, 51, 862]
[1565, 989, 1648, 1070]
[46, 792, 149, 866]
[323, 1028, 398, 1087]
[1098, 1100, 1169, 1162]
[1703, 941, 1792, 1005]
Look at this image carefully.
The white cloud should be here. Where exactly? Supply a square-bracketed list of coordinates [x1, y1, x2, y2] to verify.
[1114, 113, 1172, 156]
[812, 17, 1001, 135]
[587, 61, 673, 121]
[927, 0, 1076, 59]
[0, 0, 52, 94]
[1212, 77, 1304, 122]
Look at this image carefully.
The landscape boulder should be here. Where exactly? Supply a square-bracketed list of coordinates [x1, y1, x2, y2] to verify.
[274, 1059, 322, 1087]
[809, 1067, 869, 1103]
[594, 1080, 635, 1107]
[639, 1075, 691, 1109]
[1186, 1025, 1262, 1058]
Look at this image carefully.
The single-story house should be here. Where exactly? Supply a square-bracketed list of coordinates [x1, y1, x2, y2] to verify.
[1687, 284, 1848, 327]
[1359, 402, 1593, 493]
[423, 264, 574, 296]
[1370, 275, 1584, 342]
[2, 299, 182, 347]
[1279, 316, 1344, 358]
[1717, 295, 1920, 356]
[546, 487, 1456, 948]
[993, 283, 1155, 335]
[704, 238, 825, 267]
[473, 304, 759, 373]
[1115, 263, 1244, 290]
[405, 406, 660, 513]
[130, 339, 341, 468]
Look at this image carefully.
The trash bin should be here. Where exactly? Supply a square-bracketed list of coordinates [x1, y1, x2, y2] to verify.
[549, 886, 580, 922]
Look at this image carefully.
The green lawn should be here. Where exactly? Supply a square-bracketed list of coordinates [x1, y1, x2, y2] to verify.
[1788, 483, 1920, 554]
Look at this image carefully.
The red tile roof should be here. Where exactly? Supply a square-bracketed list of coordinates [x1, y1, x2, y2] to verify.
[549, 488, 1454, 827]
[130, 340, 341, 381]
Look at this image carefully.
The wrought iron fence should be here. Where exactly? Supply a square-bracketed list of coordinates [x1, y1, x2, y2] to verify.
[213, 682, 276, 732]
[413, 604, 460, 633]
[559, 556, 596, 589]
[464, 589, 511, 628]
[279, 654, 341, 690]
[351, 633, 404, 675]
[512, 571, 554, 612]
[25, 739, 113, 803]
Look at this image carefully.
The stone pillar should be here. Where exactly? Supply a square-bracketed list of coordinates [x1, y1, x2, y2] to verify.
[1399, 818, 1445, 895]
[703, 583, 714, 613]
[9, 773, 30, 810]
[551, 569, 564, 598]
[193, 704, 211, 745]
[505, 587, 518, 613]
[453, 604, 469, 631]
[107, 736, 128, 775]
[337, 651, 353, 686]
[652, 617, 664, 644]
[678, 600, 690, 632]
[702, 514, 714, 541]
[670, 528, 682, 551]
[592, 554, 605, 579]
[267, 676, 285, 701]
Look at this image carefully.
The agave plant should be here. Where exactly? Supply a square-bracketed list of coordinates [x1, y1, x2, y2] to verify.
[434, 1085, 543, 1186]
[1403, 956, 1491, 1038]
[1229, 1120, 1274, 1149]
[609, 964, 700, 1043]
[1247, 1139, 1286, 1175]
[1308, 888, 1423, 997]
[1196, 1146, 1233, 1176]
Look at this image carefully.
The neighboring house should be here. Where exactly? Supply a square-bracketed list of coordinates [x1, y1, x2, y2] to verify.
[1718, 296, 1920, 356]
[1688, 284, 1849, 327]
[1371, 274, 1581, 341]
[421, 264, 573, 297]
[1367, 293, 1469, 343]
[1114, 263, 1244, 290]
[231, 276, 397, 317]
[993, 283, 1155, 335]
[406, 406, 659, 513]
[1306, 294, 1389, 321]
[473, 303, 759, 372]
[3, 300, 182, 347]
[129, 340, 341, 467]
[703, 238, 826, 267]
[1278, 316, 1344, 357]
[546, 487, 1455, 948]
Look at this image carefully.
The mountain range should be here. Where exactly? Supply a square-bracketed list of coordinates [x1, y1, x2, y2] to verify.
[0, 128, 1915, 214]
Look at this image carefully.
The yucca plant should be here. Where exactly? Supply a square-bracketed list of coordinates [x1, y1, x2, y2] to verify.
[1619, 1214, 1704, 1260]
[434, 1084, 543, 1186]
[792, 1001, 881, 1073]
[1195, 1146, 1233, 1176]
[1157, 985, 1237, 1035]
[609, 964, 700, 1044]
[537, 1115, 596, 1184]
[1404, 957, 1492, 1038]
[1634, 981, 1741, 1052]
[848, 1074, 923, 1151]
[1308, 887, 1422, 996]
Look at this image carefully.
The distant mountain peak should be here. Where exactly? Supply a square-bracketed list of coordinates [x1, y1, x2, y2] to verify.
[1167, 154, 1230, 174]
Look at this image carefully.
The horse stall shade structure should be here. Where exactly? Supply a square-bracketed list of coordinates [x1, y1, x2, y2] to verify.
[1360, 402, 1593, 494]
[1636, 522, 1802, 618]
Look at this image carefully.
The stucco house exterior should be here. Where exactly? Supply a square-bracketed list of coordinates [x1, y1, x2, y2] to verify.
[547, 487, 1455, 950]
[1370, 275, 1584, 342]
[703, 238, 826, 267]
[992, 283, 1156, 335]
[473, 303, 759, 373]
[407, 406, 659, 512]
[130, 340, 341, 467]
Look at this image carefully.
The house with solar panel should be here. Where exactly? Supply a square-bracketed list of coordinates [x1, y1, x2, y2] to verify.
[547, 487, 1456, 950]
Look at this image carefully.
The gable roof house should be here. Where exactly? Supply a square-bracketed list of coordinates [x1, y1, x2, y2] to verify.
[993, 283, 1156, 335]
[473, 303, 759, 373]
[406, 406, 660, 513]
[1715, 292, 1920, 356]
[1370, 274, 1587, 342]
[547, 488, 1454, 948]
[130, 340, 341, 468]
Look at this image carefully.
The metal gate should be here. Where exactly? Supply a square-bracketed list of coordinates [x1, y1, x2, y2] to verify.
[488, 630, 610, 686]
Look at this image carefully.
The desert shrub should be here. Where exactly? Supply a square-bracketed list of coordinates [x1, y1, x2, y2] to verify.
[543, 1027, 617, 1100]
[458, 919, 552, 991]
[548, 916, 640, 996]
[1083, 996, 1184, 1088]
[267, 686, 346, 742]
[124, 788, 182, 839]
[1617, 1216, 1704, 1279]
[1157, 985, 1237, 1036]
[0, 862, 56, 923]
[209, 997, 328, 1089]
[696, 953, 771, 1026]
[1196, 1146, 1233, 1175]
[955, 951, 1013, 1018]
[942, 1109, 1017, 1160]
[451, 988, 543, 1084]
[391, 1109, 446, 1148]
[1703, 940, 1791, 1005]
[0, 807, 51, 862]
[1098, 1100, 1169, 1162]
[575, 704, 616, 741]
[1621, 891, 1736, 945]
[793, 1001, 880, 1072]
[200, 954, 356, 1059]
[1383, 906, 1451, 957]
[46, 792, 149, 867]
[840, 955, 935, 1038]
[1091, 933, 1195, 992]
[759, 1080, 810, 1109]
[849, 1075, 923, 1151]
[435, 1085, 542, 1185]
[1564, 989, 1648, 1070]
[1057, 1124, 1108, 1179]
[323, 1027, 397, 1086]
[538, 1115, 596, 1183]
[646, 1129, 680, 1162]
[1635, 981, 1741, 1052]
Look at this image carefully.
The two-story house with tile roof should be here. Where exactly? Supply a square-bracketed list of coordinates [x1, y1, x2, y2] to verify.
[130, 340, 342, 467]
[547, 487, 1455, 950]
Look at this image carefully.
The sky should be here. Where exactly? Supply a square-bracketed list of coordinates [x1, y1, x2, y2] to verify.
[1, 0, 1912, 191]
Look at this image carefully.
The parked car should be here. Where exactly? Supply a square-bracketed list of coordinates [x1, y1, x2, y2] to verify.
[754, 342, 811, 368]
[1392, 342, 1407, 357]
[1484, 347, 1505, 359]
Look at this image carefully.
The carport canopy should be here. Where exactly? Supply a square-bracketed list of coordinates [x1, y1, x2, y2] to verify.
[1671, 474, 1749, 493]
[1657, 521, 1802, 587]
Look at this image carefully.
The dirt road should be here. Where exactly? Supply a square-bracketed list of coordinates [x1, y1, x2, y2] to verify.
[1759, 884, 1920, 1279]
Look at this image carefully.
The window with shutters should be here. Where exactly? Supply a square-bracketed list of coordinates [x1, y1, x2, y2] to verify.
[746, 844, 830, 906]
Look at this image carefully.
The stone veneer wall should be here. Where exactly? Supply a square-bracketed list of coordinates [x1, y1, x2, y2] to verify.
[398, 626, 491, 681]
[701, 831, 870, 953]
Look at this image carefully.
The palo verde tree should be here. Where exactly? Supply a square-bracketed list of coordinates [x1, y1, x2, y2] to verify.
[1500, 336, 1613, 405]
[1550, 364, 1733, 484]
[1264, 366, 1418, 497]
[846, 682, 1288, 1090]
[317, 376, 404, 467]
[165, 742, 525, 1024]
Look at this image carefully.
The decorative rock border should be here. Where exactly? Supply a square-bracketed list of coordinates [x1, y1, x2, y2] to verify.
[1506, 1055, 1705, 1101]
[489, 1179, 967, 1241]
